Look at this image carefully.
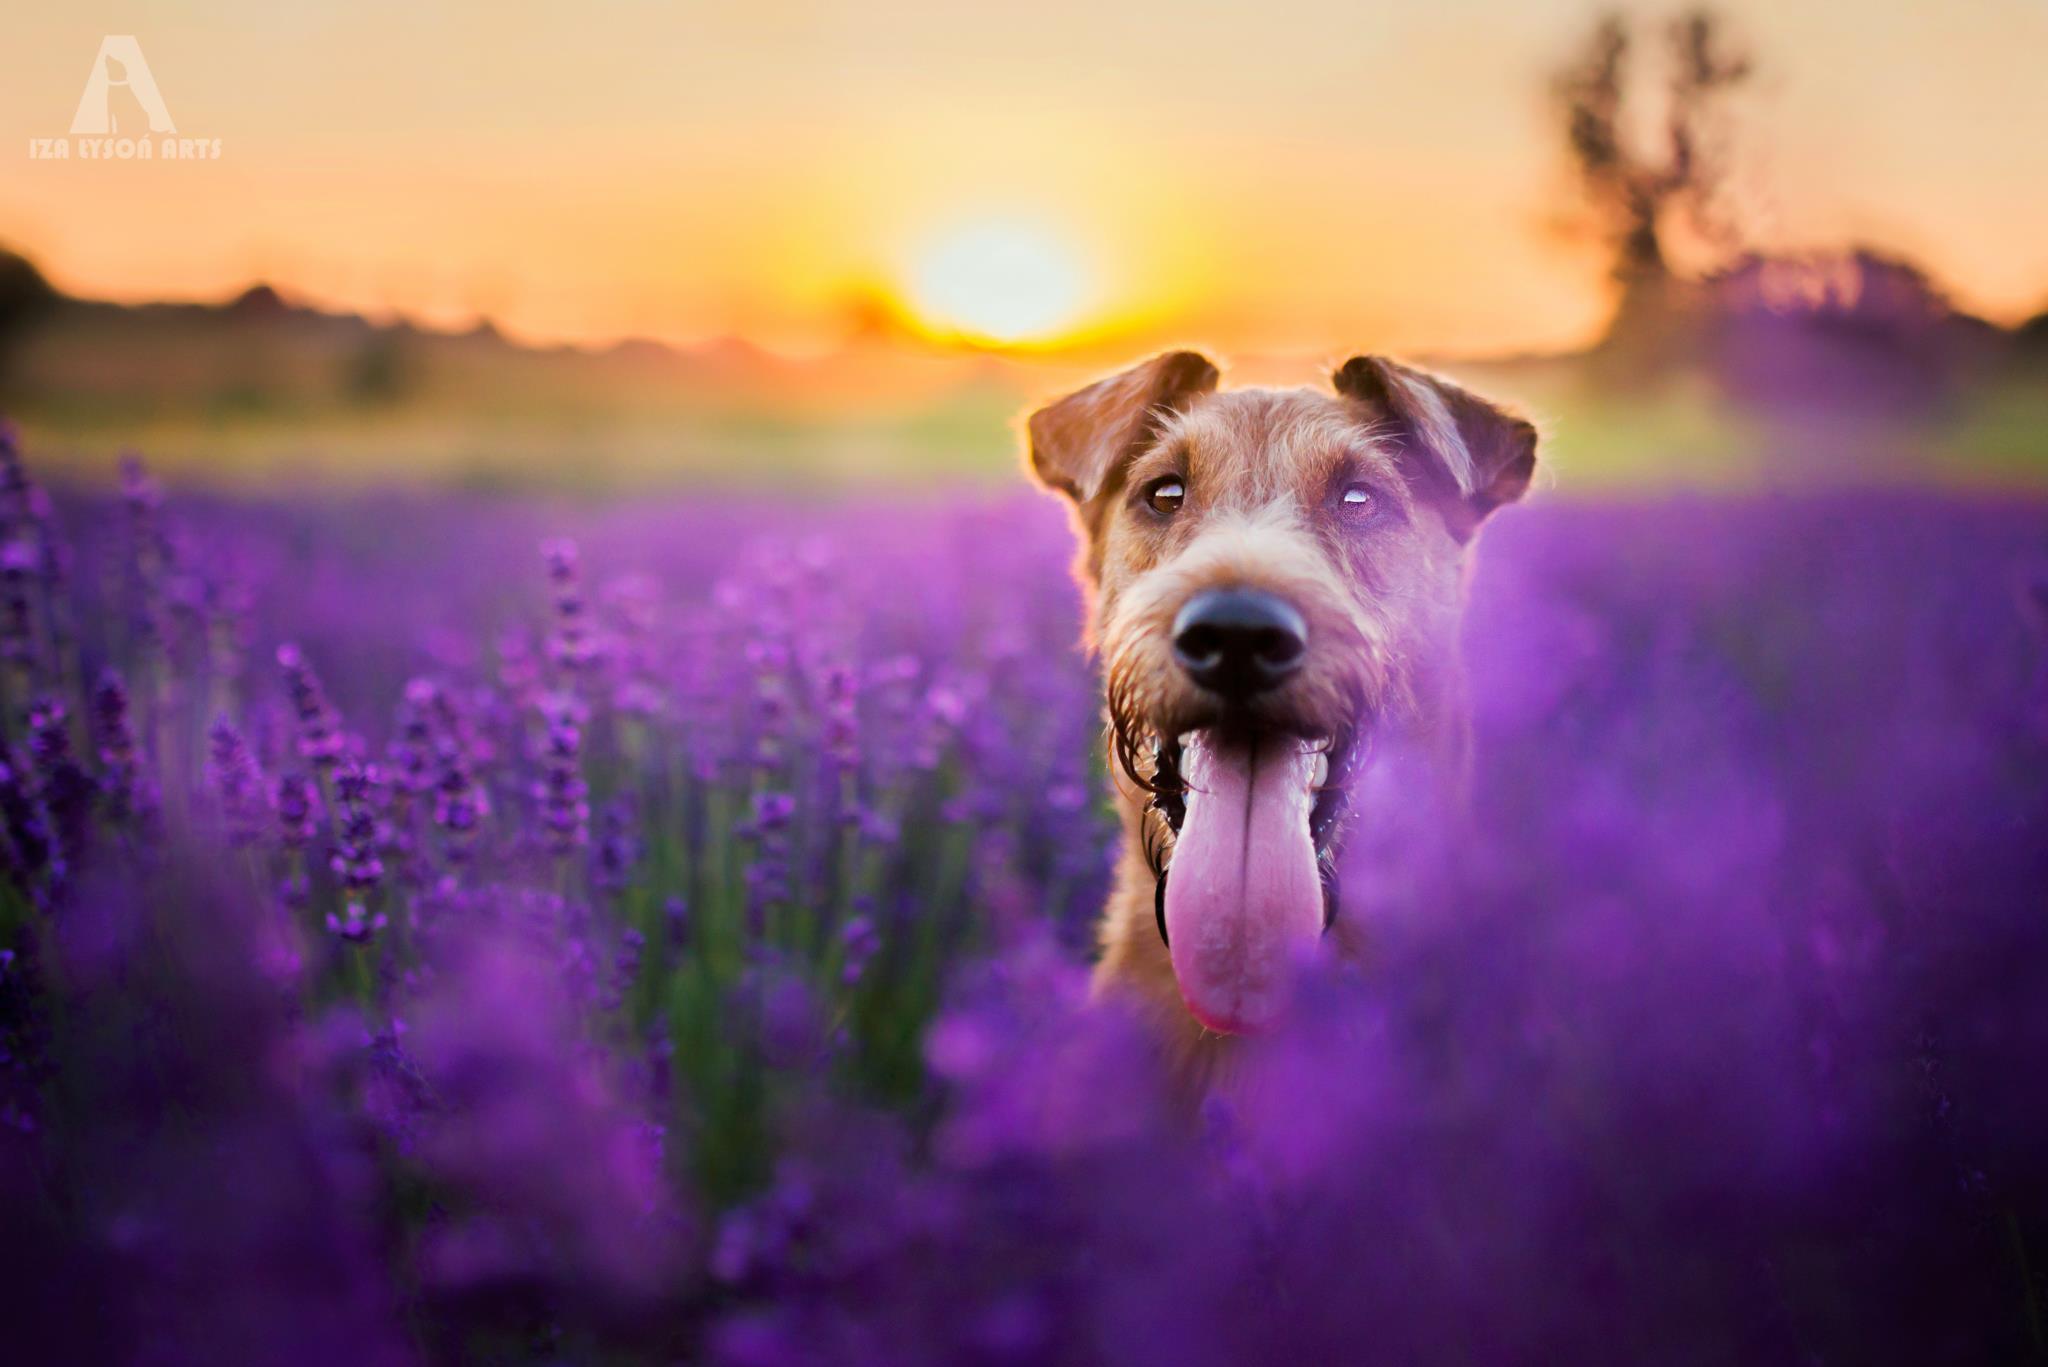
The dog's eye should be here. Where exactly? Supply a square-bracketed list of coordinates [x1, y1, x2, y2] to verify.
[1339, 483, 1378, 516]
[1144, 478, 1186, 515]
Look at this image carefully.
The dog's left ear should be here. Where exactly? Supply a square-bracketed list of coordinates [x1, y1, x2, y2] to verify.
[1026, 350, 1220, 507]
[1333, 355, 1537, 540]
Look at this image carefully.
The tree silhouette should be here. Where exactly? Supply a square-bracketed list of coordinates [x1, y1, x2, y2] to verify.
[1553, 8, 1752, 350]
[0, 247, 60, 396]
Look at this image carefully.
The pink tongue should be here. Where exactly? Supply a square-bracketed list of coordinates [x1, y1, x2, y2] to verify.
[1164, 733, 1323, 1033]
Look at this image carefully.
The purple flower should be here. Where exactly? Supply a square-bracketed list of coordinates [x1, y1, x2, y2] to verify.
[0, 423, 64, 687]
[0, 426, 2037, 1365]
[323, 764, 389, 938]
[328, 759, 386, 896]
[0, 419, 30, 519]
[433, 741, 488, 849]
[751, 790, 798, 832]
[388, 677, 440, 800]
[274, 770, 321, 849]
[26, 696, 94, 869]
[117, 451, 177, 655]
[839, 914, 880, 987]
[496, 624, 541, 709]
[325, 899, 387, 943]
[25, 852, 413, 1365]
[275, 643, 346, 768]
[605, 926, 645, 1011]
[660, 895, 691, 968]
[0, 743, 55, 887]
[820, 663, 859, 770]
[543, 537, 601, 674]
[405, 933, 689, 1310]
[754, 965, 825, 1068]
[423, 683, 489, 862]
[89, 669, 153, 826]
[0, 532, 40, 672]
[206, 717, 269, 848]
[534, 691, 589, 855]
[593, 793, 640, 893]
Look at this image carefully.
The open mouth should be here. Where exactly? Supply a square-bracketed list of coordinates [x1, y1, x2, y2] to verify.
[1145, 721, 1361, 1034]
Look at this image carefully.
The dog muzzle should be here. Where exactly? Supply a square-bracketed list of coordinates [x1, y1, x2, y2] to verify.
[1146, 730, 1355, 1034]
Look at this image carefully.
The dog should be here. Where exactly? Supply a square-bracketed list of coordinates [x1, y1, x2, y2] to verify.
[1026, 350, 1537, 1079]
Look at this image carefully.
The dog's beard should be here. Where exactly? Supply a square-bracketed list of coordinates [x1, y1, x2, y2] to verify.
[1107, 675, 1366, 1035]
[1107, 684, 1364, 866]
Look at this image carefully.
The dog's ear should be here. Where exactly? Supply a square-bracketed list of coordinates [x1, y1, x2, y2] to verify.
[1026, 350, 1219, 506]
[1332, 355, 1537, 540]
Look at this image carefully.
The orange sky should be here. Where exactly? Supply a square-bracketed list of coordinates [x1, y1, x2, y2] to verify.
[6, 0, 2047, 359]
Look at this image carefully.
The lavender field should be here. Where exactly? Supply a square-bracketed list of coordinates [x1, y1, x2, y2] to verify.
[1, 419, 2045, 1364]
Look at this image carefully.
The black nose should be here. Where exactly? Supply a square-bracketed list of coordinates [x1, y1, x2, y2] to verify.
[1171, 588, 1308, 700]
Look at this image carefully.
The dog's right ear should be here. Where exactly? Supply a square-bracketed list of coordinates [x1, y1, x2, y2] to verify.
[1026, 350, 1219, 507]
[1332, 355, 1537, 541]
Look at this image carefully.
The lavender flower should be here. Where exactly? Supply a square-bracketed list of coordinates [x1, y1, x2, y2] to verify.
[206, 717, 269, 847]
[388, 678, 440, 802]
[662, 895, 691, 969]
[275, 643, 345, 768]
[593, 793, 640, 893]
[21, 852, 416, 1365]
[535, 691, 589, 855]
[118, 451, 174, 655]
[0, 424, 63, 690]
[743, 789, 798, 913]
[543, 537, 600, 674]
[0, 744, 53, 887]
[604, 926, 645, 1011]
[496, 624, 541, 710]
[0, 426, 2037, 1364]
[325, 759, 386, 942]
[0, 529, 40, 676]
[746, 633, 793, 778]
[325, 898, 387, 943]
[88, 669, 153, 826]
[405, 934, 687, 1310]
[750, 791, 798, 831]
[432, 736, 488, 860]
[0, 419, 30, 520]
[820, 662, 859, 771]
[839, 913, 880, 986]
[26, 696, 93, 864]
[414, 682, 490, 867]
[604, 572, 664, 716]
[274, 770, 321, 849]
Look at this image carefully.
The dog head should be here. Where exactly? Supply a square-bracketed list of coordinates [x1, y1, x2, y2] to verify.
[1028, 350, 1536, 1032]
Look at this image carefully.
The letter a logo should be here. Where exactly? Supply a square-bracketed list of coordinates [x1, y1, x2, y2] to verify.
[70, 36, 177, 136]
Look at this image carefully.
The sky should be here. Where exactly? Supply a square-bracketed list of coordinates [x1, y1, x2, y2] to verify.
[5, 0, 2047, 360]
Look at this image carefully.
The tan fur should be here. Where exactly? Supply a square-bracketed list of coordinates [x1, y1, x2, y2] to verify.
[1026, 351, 1536, 1086]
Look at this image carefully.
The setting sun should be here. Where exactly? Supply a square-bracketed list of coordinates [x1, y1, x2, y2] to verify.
[902, 216, 1094, 345]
